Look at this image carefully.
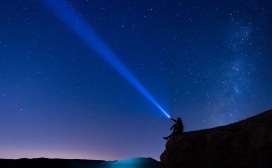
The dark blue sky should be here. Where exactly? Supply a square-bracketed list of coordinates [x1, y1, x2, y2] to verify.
[0, 0, 271, 161]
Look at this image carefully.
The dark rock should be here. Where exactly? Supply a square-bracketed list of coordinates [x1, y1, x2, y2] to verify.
[160, 109, 272, 168]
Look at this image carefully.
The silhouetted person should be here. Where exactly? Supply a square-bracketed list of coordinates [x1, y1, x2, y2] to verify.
[163, 117, 183, 140]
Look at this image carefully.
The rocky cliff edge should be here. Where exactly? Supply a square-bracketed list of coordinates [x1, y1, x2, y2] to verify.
[160, 109, 272, 168]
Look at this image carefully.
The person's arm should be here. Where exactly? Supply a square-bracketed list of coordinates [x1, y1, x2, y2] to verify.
[170, 118, 177, 122]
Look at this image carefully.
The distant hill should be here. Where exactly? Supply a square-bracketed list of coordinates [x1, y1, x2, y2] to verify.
[0, 157, 161, 168]
[160, 109, 272, 168]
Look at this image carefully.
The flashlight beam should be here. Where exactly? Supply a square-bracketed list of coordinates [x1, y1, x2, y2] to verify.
[40, 0, 170, 118]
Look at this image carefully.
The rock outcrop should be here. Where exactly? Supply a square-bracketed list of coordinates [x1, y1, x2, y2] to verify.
[160, 109, 272, 168]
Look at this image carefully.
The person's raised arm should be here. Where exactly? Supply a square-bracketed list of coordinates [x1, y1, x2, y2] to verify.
[170, 117, 177, 122]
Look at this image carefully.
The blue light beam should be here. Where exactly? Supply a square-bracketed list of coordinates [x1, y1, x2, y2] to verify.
[40, 0, 170, 118]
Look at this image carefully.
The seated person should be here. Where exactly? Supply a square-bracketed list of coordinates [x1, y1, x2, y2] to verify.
[163, 117, 183, 140]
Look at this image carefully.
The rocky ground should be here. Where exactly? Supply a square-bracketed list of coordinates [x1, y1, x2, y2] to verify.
[160, 109, 272, 168]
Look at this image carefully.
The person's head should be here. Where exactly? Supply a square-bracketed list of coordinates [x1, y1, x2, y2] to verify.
[177, 117, 182, 122]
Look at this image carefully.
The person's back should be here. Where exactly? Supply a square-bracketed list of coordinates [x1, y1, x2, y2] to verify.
[176, 120, 183, 133]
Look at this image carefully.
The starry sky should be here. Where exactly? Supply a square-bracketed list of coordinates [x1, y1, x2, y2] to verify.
[0, 0, 272, 161]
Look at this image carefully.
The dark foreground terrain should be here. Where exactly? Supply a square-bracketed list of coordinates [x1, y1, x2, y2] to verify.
[0, 157, 161, 168]
[161, 109, 272, 168]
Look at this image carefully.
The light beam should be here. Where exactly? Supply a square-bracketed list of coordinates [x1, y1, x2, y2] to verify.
[40, 0, 170, 118]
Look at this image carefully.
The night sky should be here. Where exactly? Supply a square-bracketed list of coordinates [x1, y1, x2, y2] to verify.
[1, 0, 272, 161]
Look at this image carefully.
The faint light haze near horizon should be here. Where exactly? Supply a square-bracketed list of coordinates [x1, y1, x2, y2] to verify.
[0, 0, 271, 161]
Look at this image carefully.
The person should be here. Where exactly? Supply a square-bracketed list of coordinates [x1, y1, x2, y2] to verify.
[163, 117, 183, 140]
